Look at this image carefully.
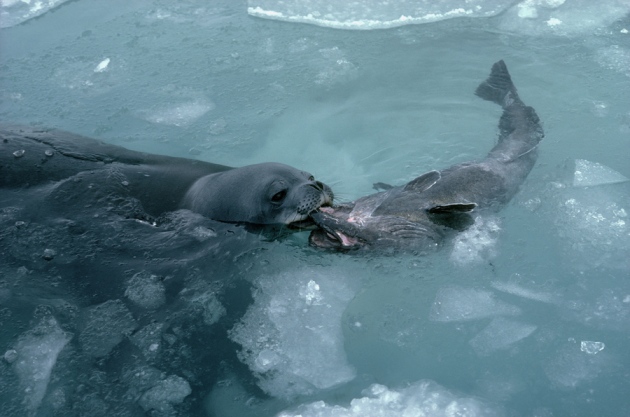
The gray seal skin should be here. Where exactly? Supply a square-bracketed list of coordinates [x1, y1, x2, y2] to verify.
[309, 60, 544, 251]
[0, 125, 333, 226]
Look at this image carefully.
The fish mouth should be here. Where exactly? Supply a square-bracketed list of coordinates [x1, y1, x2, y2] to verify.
[309, 228, 360, 250]
[308, 208, 364, 250]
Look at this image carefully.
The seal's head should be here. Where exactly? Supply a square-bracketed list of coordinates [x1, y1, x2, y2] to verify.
[182, 162, 333, 226]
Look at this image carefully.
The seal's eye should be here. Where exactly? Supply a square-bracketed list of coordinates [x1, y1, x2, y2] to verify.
[271, 189, 287, 203]
[308, 175, 315, 181]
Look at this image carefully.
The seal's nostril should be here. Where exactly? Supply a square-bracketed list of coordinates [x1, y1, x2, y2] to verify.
[310, 181, 324, 191]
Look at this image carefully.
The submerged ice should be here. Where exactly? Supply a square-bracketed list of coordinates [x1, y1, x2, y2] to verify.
[430, 286, 521, 322]
[11, 317, 71, 411]
[278, 380, 503, 417]
[229, 267, 358, 399]
[573, 159, 629, 187]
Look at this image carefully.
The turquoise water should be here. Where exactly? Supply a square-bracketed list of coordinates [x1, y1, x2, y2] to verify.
[1, 0, 629, 416]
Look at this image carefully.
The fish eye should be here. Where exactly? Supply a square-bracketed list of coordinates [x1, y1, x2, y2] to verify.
[271, 189, 287, 203]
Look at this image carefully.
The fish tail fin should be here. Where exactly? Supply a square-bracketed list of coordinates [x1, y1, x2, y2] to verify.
[475, 60, 520, 108]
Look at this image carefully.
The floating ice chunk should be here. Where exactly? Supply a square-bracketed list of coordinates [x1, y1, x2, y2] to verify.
[79, 299, 137, 357]
[229, 268, 358, 399]
[564, 289, 630, 332]
[491, 281, 557, 304]
[277, 380, 502, 417]
[580, 340, 605, 355]
[573, 159, 629, 187]
[469, 317, 537, 356]
[138, 375, 191, 414]
[450, 216, 501, 265]
[13, 317, 72, 411]
[546, 17, 562, 26]
[125, 271, 166, 310]
[94, 58, 110, 73]
[430, 286, 521, 322]
[130, 322, 165, 360]
[189, 290, 226, 326]
[544, 344, 607, 388]
[556, 189, 629, 271]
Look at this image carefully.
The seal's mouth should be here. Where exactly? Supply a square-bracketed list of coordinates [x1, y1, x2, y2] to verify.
[287, 184, 334, 229]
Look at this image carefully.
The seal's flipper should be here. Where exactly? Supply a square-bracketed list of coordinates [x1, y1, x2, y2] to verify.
[404, 170, 441, 192]
[427, 203, 477, 214]
[475, 60, 520, 108]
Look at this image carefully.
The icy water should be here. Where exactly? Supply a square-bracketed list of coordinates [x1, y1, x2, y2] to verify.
[1, 0, 630, 416]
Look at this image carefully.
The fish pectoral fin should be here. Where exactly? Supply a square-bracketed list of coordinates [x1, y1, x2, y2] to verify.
[428, 211, 475, 231]
[427, 203, 477, 231]
[373, 182, 394, 191]
[427, 203, 477, 214]
[403, 170, 441, 192]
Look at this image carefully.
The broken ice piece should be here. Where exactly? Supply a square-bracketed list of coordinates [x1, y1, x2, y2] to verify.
[573, 159, 628, 187]
[580, 340, 605, 355]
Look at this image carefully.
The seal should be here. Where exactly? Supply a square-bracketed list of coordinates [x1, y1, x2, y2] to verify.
[0, 125, 333, 226]
[309, 60, 544, 251]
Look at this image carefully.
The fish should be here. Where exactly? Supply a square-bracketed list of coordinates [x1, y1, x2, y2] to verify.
[309, 60, 544, 252]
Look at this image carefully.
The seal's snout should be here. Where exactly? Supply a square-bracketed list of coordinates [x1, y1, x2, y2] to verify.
[308, 181, 324, 191]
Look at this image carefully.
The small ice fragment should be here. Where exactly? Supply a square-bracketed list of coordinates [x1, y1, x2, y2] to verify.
[621, 28, 628, 34]
[130, 322, 164, 360]
[42, 248, 56, 261]
[190, 226, 217, 241]
[94, 58, 110, 73]
[430, 286, 521, 322]
[469, 317, 537, 356]
[13, 149, 25, 158]
[138, 375, 191, 413]
[79, 299, 137, 357]
[299, 280, 323, 305]
[125, 271, 166, 310]
[491, 281, 556, 304]
[189, 290, 226, 326]
[4, 349, 18, 363]
[573, 159, 629, 187]
[546, 17, 562, 26]
[254, 349, 280, 372]
[545, 345, 606, 388]
[580, 340, 605, 354]
[44, 149, 54, 157]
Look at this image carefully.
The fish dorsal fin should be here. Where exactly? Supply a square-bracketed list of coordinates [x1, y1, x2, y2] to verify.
[403, 170, 441, 192]
[427, 203, 477, 214]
